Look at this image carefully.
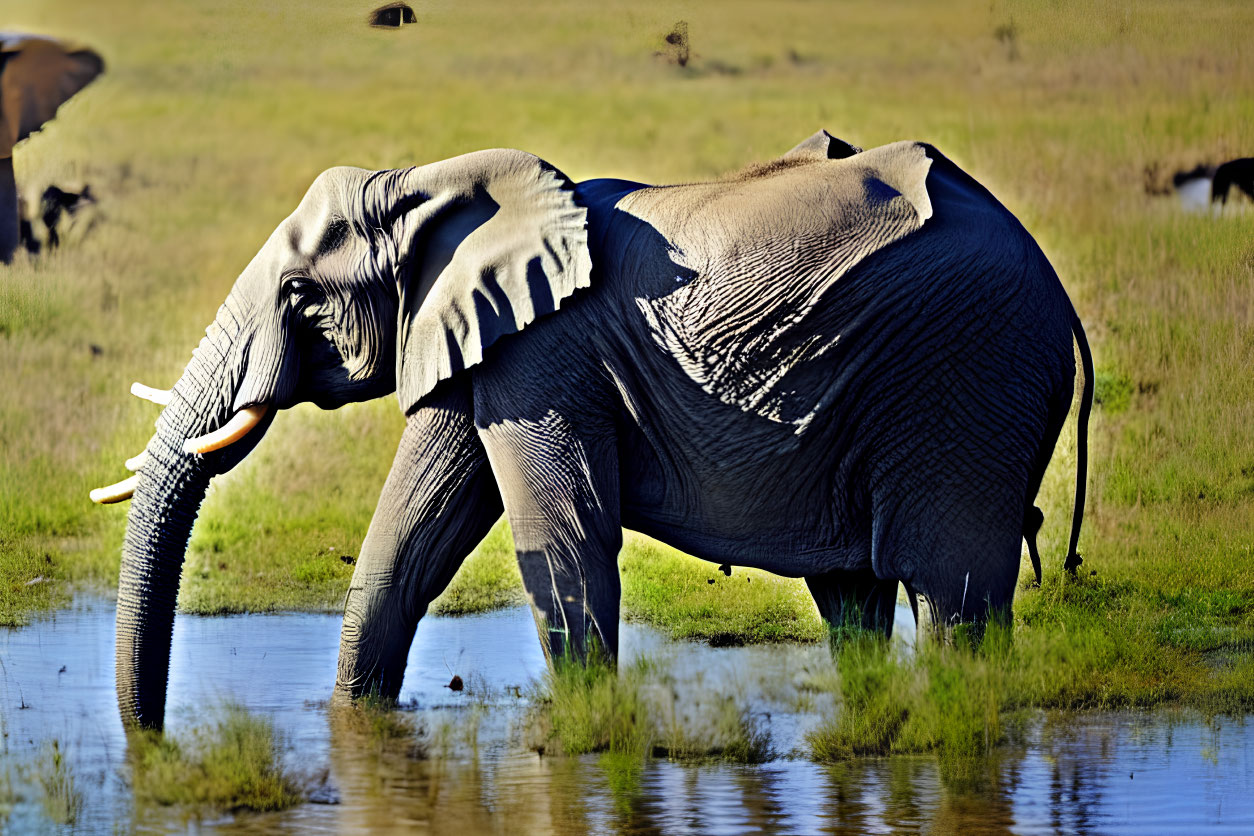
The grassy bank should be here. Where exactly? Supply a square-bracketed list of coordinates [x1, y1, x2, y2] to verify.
[2, 0, 1252, 714]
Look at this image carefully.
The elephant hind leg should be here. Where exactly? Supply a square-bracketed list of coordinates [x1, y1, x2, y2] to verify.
[806, 567, 899, 643]
[335, 383, 502, 701]
[901, 524, 1022, 646]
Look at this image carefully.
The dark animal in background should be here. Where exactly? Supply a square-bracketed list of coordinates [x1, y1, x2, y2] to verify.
[1171, 163, 1216, 189]
[17, 194, 38, 255]
[40, 184, 95, 249]
[369, 3, 416, 28]
[1210, 157, 1254, 206]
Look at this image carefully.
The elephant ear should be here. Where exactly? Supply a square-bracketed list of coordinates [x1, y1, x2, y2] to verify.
[0, 34, 104, 156]
[781, 129, 862, 163]
[392, 149, 591, 413]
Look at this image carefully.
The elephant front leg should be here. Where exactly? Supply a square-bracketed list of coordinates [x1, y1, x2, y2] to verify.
[335, 386, 502, 701]
[479, 411, 622, 662]
[806, 567, 899, 642]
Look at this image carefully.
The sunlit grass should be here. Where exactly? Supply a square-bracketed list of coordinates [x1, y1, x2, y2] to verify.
[619, 535, 825, 644]
[529, 653, 772, 768]
[429, 521, 527, 616]
[128, 704, 304, 814]
[530, 654, 653, 758]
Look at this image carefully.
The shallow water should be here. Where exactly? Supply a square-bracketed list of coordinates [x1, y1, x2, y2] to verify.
[2, 603, 1252, 833]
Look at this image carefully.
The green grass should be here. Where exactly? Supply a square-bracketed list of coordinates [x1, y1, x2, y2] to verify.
[128, 703, 304, 814]
[1, 0, 1252, 718]
[530, 654, 654, 758]
[809, 574, 1254, 762]
[35, 740, 81, 826]
[529, 653, 771, 768]
[428, 522, 528, 616]
[619, 535, 825, 644]
[0, 768, 12, 832]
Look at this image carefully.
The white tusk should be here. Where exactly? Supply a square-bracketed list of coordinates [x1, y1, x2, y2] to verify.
[124, 451, 150, 472]
[131, 382, 173, 406]
[183, 404, 271, 455]
[90, 475, 138, 505]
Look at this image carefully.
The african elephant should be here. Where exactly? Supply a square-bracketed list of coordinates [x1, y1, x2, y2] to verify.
[92, 131, 1093, 730]
[0, 33, 104, 262]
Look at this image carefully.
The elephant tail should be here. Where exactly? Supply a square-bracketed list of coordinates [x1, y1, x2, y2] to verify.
[1064, 311, 1094, 575]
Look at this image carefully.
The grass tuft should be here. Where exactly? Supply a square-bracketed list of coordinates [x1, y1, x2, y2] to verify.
[36, 740, 81, 826]
[530, 652, 772, 768]
[129, 703, 304, 814]
[530, 653, 653, 758]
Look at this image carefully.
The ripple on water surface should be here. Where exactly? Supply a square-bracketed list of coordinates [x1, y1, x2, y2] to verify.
[1, 603, 1252, 833]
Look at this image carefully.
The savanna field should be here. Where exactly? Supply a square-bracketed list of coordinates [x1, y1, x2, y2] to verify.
[2, 0, 1253, 815]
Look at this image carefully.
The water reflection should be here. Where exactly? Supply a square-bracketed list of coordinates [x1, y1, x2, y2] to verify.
[1, 603, 1252, 833]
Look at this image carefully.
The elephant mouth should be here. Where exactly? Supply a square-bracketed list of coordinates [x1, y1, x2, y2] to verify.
[89, 397, 271, 504]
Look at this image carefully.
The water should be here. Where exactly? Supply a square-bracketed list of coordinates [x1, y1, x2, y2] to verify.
[1175, 176, 1214, 213]
[2, 602, 1252, 833]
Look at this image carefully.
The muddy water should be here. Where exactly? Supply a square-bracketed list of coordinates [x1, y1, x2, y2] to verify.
[2, 603, 1252, 834]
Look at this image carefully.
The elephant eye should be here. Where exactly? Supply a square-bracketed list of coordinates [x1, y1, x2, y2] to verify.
[284, 275, 327, 309]
[284, 275, 318, 296]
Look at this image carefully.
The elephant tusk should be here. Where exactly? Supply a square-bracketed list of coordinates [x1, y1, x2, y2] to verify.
[183, 404, 271, 455]
[124, 451, 150, 472]
[131, 382, 173, 406]
[90, 475, 138, 505]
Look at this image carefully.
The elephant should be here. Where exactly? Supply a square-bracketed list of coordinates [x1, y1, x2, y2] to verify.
[0, 32, 104, 263]
[91, 130, 1093, 730]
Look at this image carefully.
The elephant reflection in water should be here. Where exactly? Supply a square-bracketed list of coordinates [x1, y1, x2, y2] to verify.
[91, 130, 1093, 731]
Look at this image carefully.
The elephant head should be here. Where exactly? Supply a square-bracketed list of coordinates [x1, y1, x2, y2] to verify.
[0, 32, 104, 262]
[93, 149, 591, 729]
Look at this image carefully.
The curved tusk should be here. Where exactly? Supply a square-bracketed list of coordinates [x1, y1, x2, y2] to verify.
[183, 404, 271, 455]
[131, 382, 173, 406]
[124, 451, 150, 472]
[90, 475, 138, 505]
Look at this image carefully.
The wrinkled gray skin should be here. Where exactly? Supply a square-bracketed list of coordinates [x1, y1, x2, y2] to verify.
[115, 131, 1092, 730]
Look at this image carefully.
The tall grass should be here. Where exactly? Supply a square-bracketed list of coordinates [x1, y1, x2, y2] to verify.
[531, 654, 654, 758]
[36, 740, 81, 826]
[529, 653, 772, 768]
[128, 703, 304, 814]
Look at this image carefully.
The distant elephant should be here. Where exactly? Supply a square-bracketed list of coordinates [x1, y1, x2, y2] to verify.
[92, 131, 1093, 730]
[0, 33, 104, 262]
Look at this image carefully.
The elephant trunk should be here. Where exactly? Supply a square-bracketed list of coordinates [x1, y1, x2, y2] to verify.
[115, 299, 247, 730]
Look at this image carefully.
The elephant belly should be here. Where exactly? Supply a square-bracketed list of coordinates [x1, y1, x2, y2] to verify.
[620, 506, 868, 578]
[616, 420, 869, 578]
